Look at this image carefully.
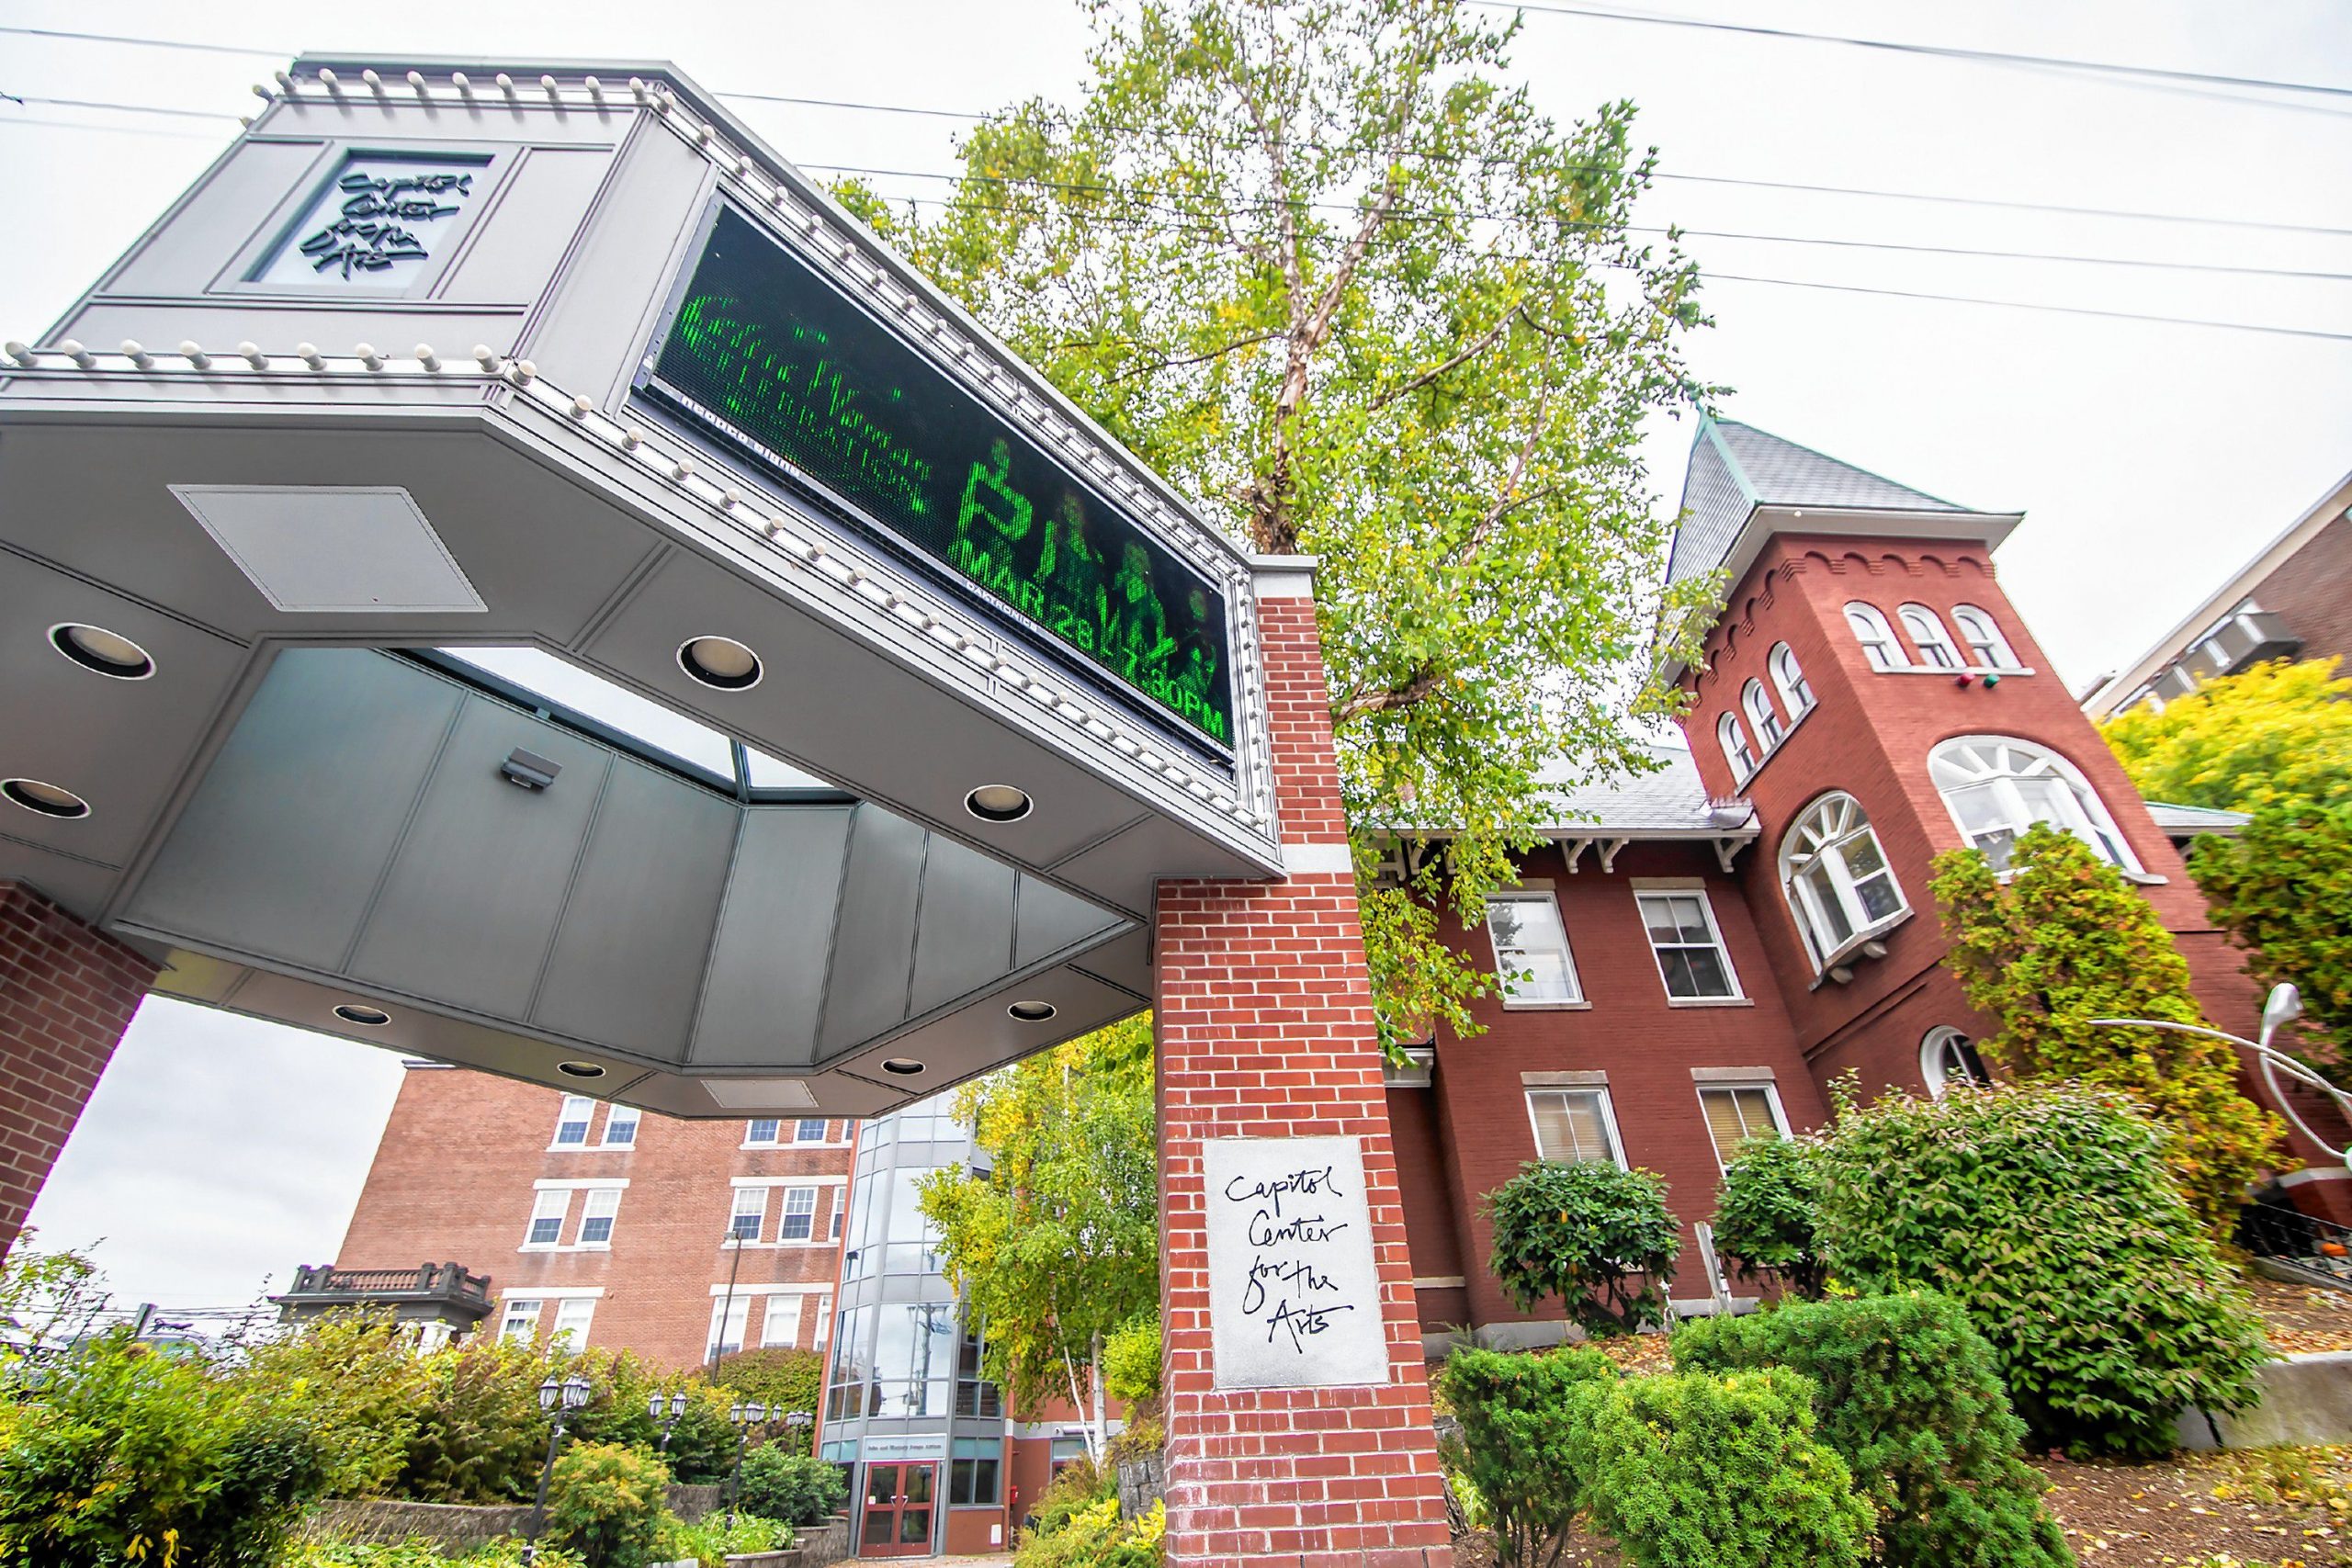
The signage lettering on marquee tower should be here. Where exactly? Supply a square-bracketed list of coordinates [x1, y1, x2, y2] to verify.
[645, 206, 1235, 750]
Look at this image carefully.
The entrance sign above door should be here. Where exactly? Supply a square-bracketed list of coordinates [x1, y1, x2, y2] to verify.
[1203, 1134, 1389, 1389]
[647, 207, 1235, 752]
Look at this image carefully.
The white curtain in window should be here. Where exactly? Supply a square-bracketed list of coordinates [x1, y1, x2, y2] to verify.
[1928, 737, 2138, 873]
[1779, 793, 1907, 968]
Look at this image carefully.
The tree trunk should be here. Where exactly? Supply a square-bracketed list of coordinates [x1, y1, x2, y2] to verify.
[1090, 1328, 1109, 1464]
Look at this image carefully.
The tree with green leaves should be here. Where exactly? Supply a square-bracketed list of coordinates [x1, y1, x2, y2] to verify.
[2191, 798, 2352, 1086]
[1483, 1158, 1679, 1337]
[2099, 656, 2352, 814]
[1930, 823, 2287, 1233]
[1708, 1133, 1828, 1300]
[916, 1016, 1157, 1462]
[854, 0, 1716, 1051]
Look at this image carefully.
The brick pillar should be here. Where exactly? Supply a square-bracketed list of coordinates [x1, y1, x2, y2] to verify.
[0, 882, 157, 1255]
[1154, 558, 1454, 1568]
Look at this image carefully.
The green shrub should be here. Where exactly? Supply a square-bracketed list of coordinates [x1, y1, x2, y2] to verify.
[544, 1440, 674, 1568]
[281, 1539, 584, 1567]
[1437, 1346, 1619, 1568]
[1710, 1134, 1828, 1299]
[1024, 1456, 1114, 1537]
[1565, 1368, 1874, 1568]
[1675, 1292, 2073, 1567]
[711, 1348, 825, 1452]
[660, 1511, 791, 1567]
[1014, 1495, 1163, 1568]
[1484, 1159, 1680, 1337]
[737, 1445, 846, 1525]
[1102, 1313, 1162, 1405]
[1813, 1080, 2268, 1457]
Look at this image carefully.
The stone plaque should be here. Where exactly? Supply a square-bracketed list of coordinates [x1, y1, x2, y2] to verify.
[1204, 1134, 1390, 1389]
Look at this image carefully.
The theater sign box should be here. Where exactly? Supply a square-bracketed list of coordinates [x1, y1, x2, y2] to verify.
[0, 60, 1280, 1118]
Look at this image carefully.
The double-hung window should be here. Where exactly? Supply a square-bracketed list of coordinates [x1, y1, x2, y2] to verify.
[708, 1297, 750, 1359]
[1634, 889, 1741, 1001]
[1950, 604, 2018, 669]
[1717, 713, 1756, 784]
[1845, 604, 1905, 670]
[762, 1295, 804, 1349]
[729, 1187, 766, 1243]
[1525, 1088, 1621, 1165]
[525, 1190, 568, 1247]
[1697, 1083, 1786, 1168]
[550, 1297, 596, 1349]
[552, 1095, 594, 1147]
[1741, 679, 1785, 747]
[1769, 643, 1815, 717]
[1897, 604, 1963, 669]
[500, 1298, 542, 1344]
[794, 1118, 830, 1143]
[1779, 793, 1907, 970]
[600, 1104, 640, 1148]
[1486, 892, 1580, 1006]
[778, 1187, 819, 1242]
[578, 1188, 620, 1247]
[745, 1118, 782, 1146]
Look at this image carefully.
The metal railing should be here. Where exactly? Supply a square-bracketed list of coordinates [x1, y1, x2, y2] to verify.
[2237, 1201, 2352, 1291]
[280, 1262, 492, 1304]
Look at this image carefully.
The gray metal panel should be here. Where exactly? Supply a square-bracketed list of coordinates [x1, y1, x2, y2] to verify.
[693, 805, 855, 1066]
[107, 139, 326, 298]
[346, 700, 615, 1017]
[908, 840, 1016, 1018]
[444, 145, 618, 303]
[531, 755, 737, 1056]
[123, 649, 462, 969]
[819, 806, 928, 1055]
[1015, 874, 1125, 969]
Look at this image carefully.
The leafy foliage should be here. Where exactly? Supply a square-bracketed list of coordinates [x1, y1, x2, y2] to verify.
[1563, 1367, 1873, 1568]
[1811, 1080, 2269, 1457]
[1438, 1346, 1619, 1568]
[1101, 1312, 1162, 1406]
[1674, 1292, 2072, 1568]
[1930, 823, 2287, 1233]
[2191, 798, 2352, 1086]
[543, 1440, 674, 1568]
[710, 1348, 825, 1452]
[736, 1446, 845, 1526]
[873, 0, 1718, 1052]
[919, 1017, 1157, 1458]
[281, 1540, 583, 1567]
[1023, 1455, 1114, 1538]
[1483, 1159, 1679, 1336]
[1015, 1495, 1166, 1568]
[659, 1510, 791, 1567]
[2100, 657, 2352, 814]
[1708, 1134, 1828, 1299]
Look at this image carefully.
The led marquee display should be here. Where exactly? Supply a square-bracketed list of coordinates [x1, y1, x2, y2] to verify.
[647, 206, 1234, 749]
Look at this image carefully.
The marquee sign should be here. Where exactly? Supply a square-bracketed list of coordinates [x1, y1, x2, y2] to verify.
[644, 206, 1235, 750]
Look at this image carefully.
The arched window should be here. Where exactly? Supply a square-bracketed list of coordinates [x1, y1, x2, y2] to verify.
[1920, 1028, 1991, 1097]
[1717, 712, 1756, 784]
[1897, 604, 1963, 669]
[1951, 604, 2018, 669]
[1770, 643, 1815, 718]
[1742, 679, 1785, 747]
[1779, 793, 1908, 970]
[1845, 604, 1905, 671]
[1928, 736, 2140, 874]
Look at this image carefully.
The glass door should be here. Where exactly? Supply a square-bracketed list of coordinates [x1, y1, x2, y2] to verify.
[859, 1461, 937, 1557]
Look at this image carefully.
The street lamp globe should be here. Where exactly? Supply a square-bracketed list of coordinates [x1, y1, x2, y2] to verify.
[669, 1391, 691, 1419]
[646, 1393, 668, 1423]
[537, 1376, 563, 1413]
[561, 1373, 594, 1411]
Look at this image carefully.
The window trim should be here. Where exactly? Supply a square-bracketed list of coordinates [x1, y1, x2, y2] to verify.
[707, 1296, 752, 1359]
[1629, 883, 1748, 1006]
[729, 1186, 767, 1244]
[522, 1189, 569, 1250]
[1896, 604, 1965, 669]
[1741, 678, 1786, 747]
[777, 1185, 820, 1243]
[1484, 890, 1587, 1010]
[1845, 603, 1907, 671]
[1521, 1085, 1627, 1167]
[742, 1117, 783, 1147]
[1778, 792, 1912, 973]
[1717, 711, 1757, 785]
[549, 1296, 596, 1349]
[576, 1186, 621, 1250]
[499, 1298, 544, 1344]
[1769, 642, 1815, 717]
[598, 1104, 641, 1150]
[1694, 1080, 1789, 1173]
[549, 1094, 595, 1151]
[1928, 735, 2145, 876]
[1920, 1027, 1992, 1098]
[1949, 604, 2023, 671]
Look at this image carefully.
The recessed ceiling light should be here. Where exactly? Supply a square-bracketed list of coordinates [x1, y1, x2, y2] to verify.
[3, 779, 90, 819]
[333, 1003, 392, 1027]
[49, 623, 155, 680]
[964, 784, 1032, 823]
[881, 1057, 925, 1077]
[677, 636, 763, 691]
[1008, 1000, 1057, 1022]
[557, 1061, 608, 1078]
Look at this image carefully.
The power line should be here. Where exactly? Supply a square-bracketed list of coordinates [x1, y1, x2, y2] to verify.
[1702, 271, 2352, 341]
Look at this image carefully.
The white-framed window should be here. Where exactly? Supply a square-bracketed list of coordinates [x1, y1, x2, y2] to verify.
[708, 1296, 751, 1359]
[1717, 713, 1756, 784]
[1485, 892, 1582, 1006]
[601, 1104, 640, 1148]
[1845, 603, 1906, 671]
[1769, 643, 1815, 717]
[1634, 889, 1742, 1001]
[729, 1187, 766, 1243]
[762, 1295, 805, 1349]
[831, 1205, 845, 1241]
[745, 1118, 782, 1146]
[1697, 1083, 1787, 1169]
[795, 1118, 830, 1143]
[1950, 604, 2018, 669]
[1525, 1088, 1623, 1165]
[1897, 604, 1963, 669]
[524, 1190, 568, 1247]
[1780, 793, 1908, 970]
[778, 1186, 819, 1242]
[552, 1095, 594, 1147]
[578, 1188, 621, 1247]
[500, 1298, 542, 1344]
[1921, 1027, 1992, 1098]
[812, 1295, 832, 1351]
[1742, 679, 1785, 747]
[550, 1297, 596, 1350]
[1928, 737, 2140, 874]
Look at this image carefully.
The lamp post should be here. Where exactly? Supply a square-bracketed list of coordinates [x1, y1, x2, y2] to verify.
[712, 1225, 747, 1377]
[2089, 982, 2352, 1170]
[724, 1400, 771, 1530]
[522, 1371, 594, 1566]
[648, 1388, 692, 1452]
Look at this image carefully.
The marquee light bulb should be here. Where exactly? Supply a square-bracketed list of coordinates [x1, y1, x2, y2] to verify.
[451, 72, 472, 95]
[570, 395, 595, 420]
[251, 83, 273, 101]
[356, 344, 386, 371]
[59, 341, 96, 369]
[238, 343, 267, 369]
[541, 74, 561, 101]
[273, 69, 295, 91]
[178, 342, 211, 370]
[472, 345, 502, 373]
[361, 69, 382, 90]
[584, 76, 605, 103]
[4, 343, 33, 368]
[119, 341, 153, 369]
[415, 345, 441, 372]
[408, 70, 427, 93]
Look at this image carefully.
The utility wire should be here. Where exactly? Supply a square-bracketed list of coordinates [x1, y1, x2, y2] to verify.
[1702, 271, 2352, 341]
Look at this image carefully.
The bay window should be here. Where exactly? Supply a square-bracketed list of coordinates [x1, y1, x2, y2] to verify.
[1779, 793, 1907, 969]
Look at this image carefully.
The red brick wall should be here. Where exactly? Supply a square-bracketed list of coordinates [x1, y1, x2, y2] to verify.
[1154, 579, 1453, 1568]
[0, 881, 157, 1255]
[338, 1064, 850, 1368]
[2249, 509, 2352, 672]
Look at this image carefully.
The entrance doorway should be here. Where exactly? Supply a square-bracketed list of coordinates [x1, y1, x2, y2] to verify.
[860, 1462, 936, 1556]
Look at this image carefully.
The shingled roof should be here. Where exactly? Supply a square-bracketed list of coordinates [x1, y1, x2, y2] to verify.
[1667, 418, 1973, 588]
[1536, 744, 1749, 835]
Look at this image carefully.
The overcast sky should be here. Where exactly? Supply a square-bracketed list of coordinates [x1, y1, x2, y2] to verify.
[8, 0, 2349, 1309]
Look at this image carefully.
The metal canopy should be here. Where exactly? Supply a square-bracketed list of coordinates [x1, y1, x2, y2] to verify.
[0, 58, 1282, 1115]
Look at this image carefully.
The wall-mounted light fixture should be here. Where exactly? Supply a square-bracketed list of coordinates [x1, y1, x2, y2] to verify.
[501, 749, 562, 791]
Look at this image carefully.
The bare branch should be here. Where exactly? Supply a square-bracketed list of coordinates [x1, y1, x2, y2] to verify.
[1371, 305, 1524, 411]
